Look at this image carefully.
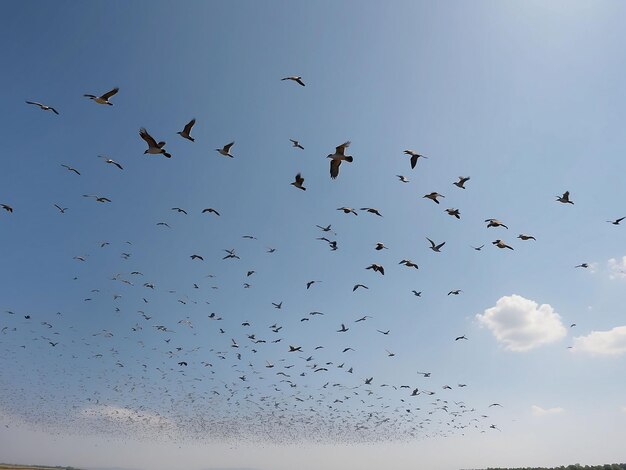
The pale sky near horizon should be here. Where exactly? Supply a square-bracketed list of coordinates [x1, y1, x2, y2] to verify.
[1, 1, 626, 469]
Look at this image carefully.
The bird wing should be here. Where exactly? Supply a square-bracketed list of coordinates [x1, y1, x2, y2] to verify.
[100, 87, 119, 100]
[223, 142, 235, 152]
[139, 128, 158, 148]
[411, 155, 418, 169]
[183, 118, 196, 134]
[426, 238, 435, 248]
[330, 159, 341, 179]
[335, 141, 351, 155]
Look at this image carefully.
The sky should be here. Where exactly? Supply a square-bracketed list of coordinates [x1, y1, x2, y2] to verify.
[1, 1, 626, 469]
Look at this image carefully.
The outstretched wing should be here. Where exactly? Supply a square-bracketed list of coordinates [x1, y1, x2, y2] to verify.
[183, 118, 196, 134]
[335, 141, 351, 155]
[100, 87, 119, 100]
[330, 159, 341, 179]
[139, 128, 158, 148]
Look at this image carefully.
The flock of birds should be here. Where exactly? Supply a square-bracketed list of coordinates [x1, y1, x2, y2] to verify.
[1, 78, 622, 447]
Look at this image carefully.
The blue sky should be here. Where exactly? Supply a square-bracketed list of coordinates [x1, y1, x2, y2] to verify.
[1, 1, 626, 469]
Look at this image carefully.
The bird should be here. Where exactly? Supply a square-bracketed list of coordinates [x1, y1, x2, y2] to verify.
[61, 164, 81, 175]
[448, 290, 462, 296]
[337, 207, 357, 215]
[272, 302, 283, 309]
[366, 264, 385, 275]
[375, 242, 388, 251]
[423, 192, 444, 204]
[556, 190, 574, 204]
[445, 208, 460, 219]
[412, 290, 422, 297]
[607, 217, 625, 225]
[216, 141, 235, 158]
[426, 238, 445, 252]
[517, 234, 536, 241]
[84, 87, 119, 105]
[82, 195, 111, 203]
[25, 100, 59, 115]
[53, 204, 68, 213]
[453, 176, 470, 189]
[337, 324, 349, 333]
[288, 345, 302, 352]
[172, 207, 188, 214]
[575, 263, 589, 268]
[377, 330, 390, 335]
[328, 141, 353, 179]
[291, 173, 306, 190]
[455, 335, 468, 341]
[404, 150, 428, 169]
[492, 239, 514, 250]
[289, 139, 304, 150]
[353, 284, 368, 291]
[472, 245, 485, 251]
[98, 156, 123, 170]
[190, 255, 204, 261]
[1, 204, 13, 213]
[485, 219, 508, 229]
[281, 76, 305, 86]
[316, 224, 334, 232]
[396, 175, 410, 183]
[306, 281, 320, 289]
[360, 208, 383, 217]
[399, 259, 419, 269]
[139, 128, 171, 158]
[202, 208, 220, 216]
[177, 119, 196, 142]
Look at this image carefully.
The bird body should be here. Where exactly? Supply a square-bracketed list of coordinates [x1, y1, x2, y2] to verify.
[556, 191, 574, 204]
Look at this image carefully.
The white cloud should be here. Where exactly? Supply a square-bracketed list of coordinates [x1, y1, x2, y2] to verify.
[572, 326, 626, 356]
[531, 405, 564, 416]
[620, 406, 626, 413]
[607, 256, 626, 280]
[476, 294, 567, 351]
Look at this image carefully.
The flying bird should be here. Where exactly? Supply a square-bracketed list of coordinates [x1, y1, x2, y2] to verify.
[453, 176, 470, 189]
[61, 164, 81, 175]
[289, 139, 304, 150]
[423, 192, 444, 204]
[366, 264, 385, 275]
[396, 175, 410, 183]
[53, 204, 68, 213]
[328, 141, 353, 179]
[607, 217, 625, 225]
[202, 208, 220, 216]
[337, 207, 357, 215]
[281, 76, 305, 86]
[353, 284, 368, 291]
[177, 118, 196, 142]
[139, 128, 171, 158]
[404, 150, 428, 169]
[360, 208, 383, 217]
[445, 208, 460, 219]
[291, 173, 306, 190]
[556, 190, 574, 204]
[485, 219, 508, 229]
[517, 234, 536, 241]
[426, 238, 445, 252]
[492, 239, 514, 250]
[216, 141, 235, 158]
[98, 156, 123, 170]
[1, 204, 13, 213]
[25, 100, 59, 115]
[84, 87, 119, 105]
